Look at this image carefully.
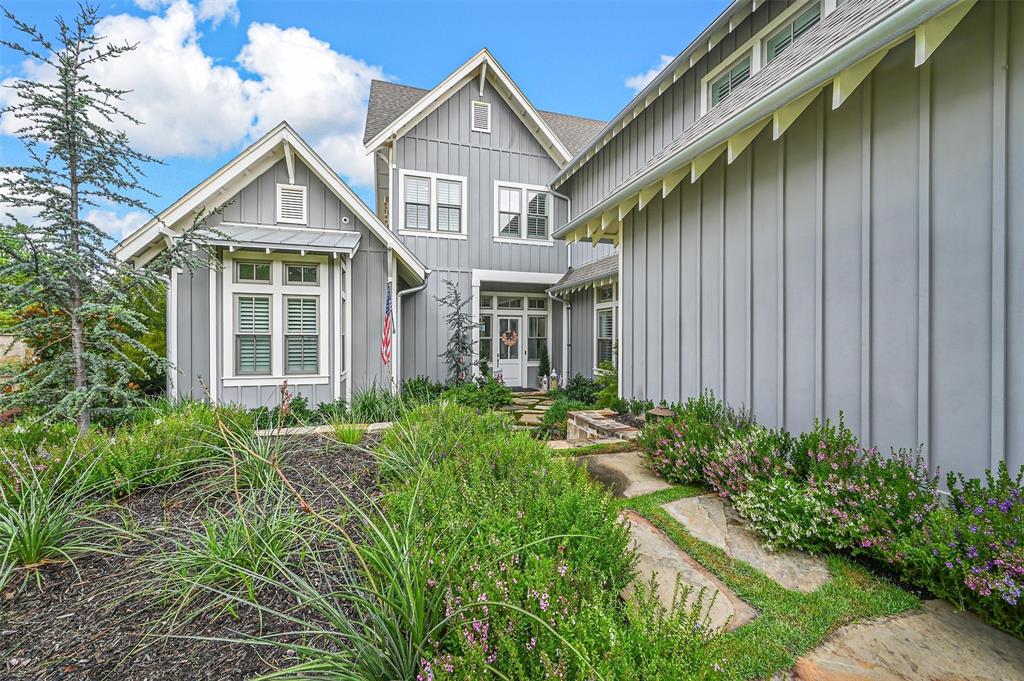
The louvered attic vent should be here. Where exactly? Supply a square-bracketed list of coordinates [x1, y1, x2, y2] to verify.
[276, 184, 307, 225]
[471, 100, 491, 133]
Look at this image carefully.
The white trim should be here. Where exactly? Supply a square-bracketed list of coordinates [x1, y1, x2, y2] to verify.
[477, 290, 553, 388]
[471, 269, 562, 288]
[344, 254, 353, 405]
[276, 183, 308, 225]
[492, 180, 555, 244]
[224, 375, 330, 388]
[217, 221, 362, 237]
[701, 0, 824, 115]
[333, 255, 343, 400]
[114, 122, 426, 283]
[397, 169, 468, 237]
[363, 49, 572, 166]
[594, 283, 619, 372]
[168, 268, 179, 399]
[471, 100, 492, 133]
[208, 266, 218, 402]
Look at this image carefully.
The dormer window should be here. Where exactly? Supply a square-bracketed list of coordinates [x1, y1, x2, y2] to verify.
[710, 55, 751, 108]
[766, 1, 821, 63]
[276, 183, 307, 225]
[471, 100, 491, 133]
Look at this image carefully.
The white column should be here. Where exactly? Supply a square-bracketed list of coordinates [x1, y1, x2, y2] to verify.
[471, 281, 481, 378]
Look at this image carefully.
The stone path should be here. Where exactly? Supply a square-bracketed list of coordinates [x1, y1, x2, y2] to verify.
[621, 510, 757, 632]
[663, 495, 831, 593]
[580, 450, 673, 498]
[504, 392, 553, 428]
[786, 599, 1024, 680]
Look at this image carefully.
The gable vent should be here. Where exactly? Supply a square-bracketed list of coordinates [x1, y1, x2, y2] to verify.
[276, 183, 307, 225]
[471, 101, 491, 133]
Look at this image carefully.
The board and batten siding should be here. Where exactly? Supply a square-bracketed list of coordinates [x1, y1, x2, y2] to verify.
[559, 0, 797, 215]
[616, 2, 1023, 479]
[171, 157, 393, 408]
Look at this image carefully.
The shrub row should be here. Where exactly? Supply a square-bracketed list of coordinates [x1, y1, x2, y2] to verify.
[640, 391, 1024, 637]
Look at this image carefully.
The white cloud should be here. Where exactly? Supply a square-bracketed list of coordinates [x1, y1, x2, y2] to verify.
[197, 0, 239, 26]
[2, 1, 385, 189]
[625, 54, 673, 94]
[84, 208, 151, 240]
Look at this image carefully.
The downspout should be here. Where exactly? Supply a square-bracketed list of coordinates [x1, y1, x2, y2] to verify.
[395, 270, 431, 390]
[548, 287, 570, 381]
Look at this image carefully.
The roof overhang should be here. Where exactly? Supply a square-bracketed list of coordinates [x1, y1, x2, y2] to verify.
[554, 0, 966, 243]
[201, 224, 362, 256]
[363, 49, 573, 167]
[547, 255, 619, 295]
[114, 122, 427, 283]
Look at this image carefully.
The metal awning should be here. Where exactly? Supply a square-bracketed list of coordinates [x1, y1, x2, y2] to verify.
[202, 224, 361, 255]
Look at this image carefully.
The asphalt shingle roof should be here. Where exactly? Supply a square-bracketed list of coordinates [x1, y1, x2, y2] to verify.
[549, 253, 619, 293]
[363, 80, 605, 155]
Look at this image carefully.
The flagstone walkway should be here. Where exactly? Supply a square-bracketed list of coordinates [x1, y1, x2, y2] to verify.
[581, 450, 1024, 680]
[504, 391, 554, 427]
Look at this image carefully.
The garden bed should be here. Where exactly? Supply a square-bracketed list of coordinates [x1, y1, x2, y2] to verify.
[1, 434, 378, 680]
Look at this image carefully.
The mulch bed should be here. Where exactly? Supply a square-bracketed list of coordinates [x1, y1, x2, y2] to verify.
[1, 434, 379, 680]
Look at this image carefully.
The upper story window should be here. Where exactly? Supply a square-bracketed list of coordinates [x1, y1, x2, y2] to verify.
[236, 261, 271, 283]
[494, 182, 553, 243]
[710, 55, 751, 108]
[766, 1, 821, 63]
[399, 170, 467, 238]
[471, 101, 491, 133]
[276, 184, 307, 225]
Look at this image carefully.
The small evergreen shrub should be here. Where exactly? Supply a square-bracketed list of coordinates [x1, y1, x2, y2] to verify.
[401, 375, 445, 403]
[559, 373, 601, 405]
[440, 375, 513, 411]
[535, 397, 589, 440]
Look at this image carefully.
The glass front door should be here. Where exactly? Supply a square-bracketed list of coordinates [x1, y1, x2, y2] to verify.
[497, 316, 522, 386]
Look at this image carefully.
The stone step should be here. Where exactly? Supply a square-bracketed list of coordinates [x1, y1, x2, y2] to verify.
[621, 511, 756, 632]
[787, 599, 1024, 680]
[567, 409, 641, 442]
[581, 451, 673, 498]
[663, 495, 830, 593]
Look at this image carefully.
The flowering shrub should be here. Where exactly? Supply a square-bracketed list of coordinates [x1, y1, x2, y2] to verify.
[703, 426, 792, 499]
[791, 414, 860, 480]
[734, 476, 828, 551]
[885, 463, 1024, 636]
[640, 391, 752, 484]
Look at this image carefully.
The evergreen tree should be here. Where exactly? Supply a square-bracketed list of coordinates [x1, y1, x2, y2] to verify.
[0, 5, 213, 430]
[434, 279, 476, 384]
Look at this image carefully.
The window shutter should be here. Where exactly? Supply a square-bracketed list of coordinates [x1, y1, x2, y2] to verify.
[285, 297, 318, 373]
[471, 101, 491, 132]
[286, 297, 317, 334]
[277, 184, 307, 224]
[238, 296, 270, 334]
[598, 309, 614, 339]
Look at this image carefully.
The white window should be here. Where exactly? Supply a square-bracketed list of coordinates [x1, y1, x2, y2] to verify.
[276, 184, 307, 225]
[236, 295, 272, 375]
[285, 263, 318, 285]
[598, 285, 615, 303]
[710, 55, 751, 108]
[403, 175, 430, 231]
[479, 295, 493, 309]
[479, 314, 493, 363]
[284, 296, 318, 374]
[527, 298, 547, 311]
[494, 182, 553, 243]
[497, 296, 523, 310]
[766, 1, 821, 63]
[527, 315, 547, 361]
[399, 170, 467, 237]
[471, 100, 491, 133]
[596, 308, 616, 366]
[236, 261, 271, 283]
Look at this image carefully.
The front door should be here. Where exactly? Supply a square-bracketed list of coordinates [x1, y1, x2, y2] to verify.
[497, 316, 522, 387]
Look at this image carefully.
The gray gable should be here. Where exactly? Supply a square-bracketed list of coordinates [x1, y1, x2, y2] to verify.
[364, 78, 605, 157]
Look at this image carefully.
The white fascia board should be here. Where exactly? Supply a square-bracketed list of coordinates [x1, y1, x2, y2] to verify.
[552, 0, 960, 239]
[362, 49, 572, 166]
[471, 269, 563, 288]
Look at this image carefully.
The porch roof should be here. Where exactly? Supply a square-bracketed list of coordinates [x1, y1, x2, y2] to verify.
[548, 253, 618, 295]
[202, 224, 362, 255]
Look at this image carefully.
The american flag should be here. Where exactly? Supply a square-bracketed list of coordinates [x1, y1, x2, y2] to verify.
[380, 283, 393, 365]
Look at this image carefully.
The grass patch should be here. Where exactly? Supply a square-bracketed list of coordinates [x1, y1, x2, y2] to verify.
[556, 439, 639, 457]
[622, 486, 920, 679]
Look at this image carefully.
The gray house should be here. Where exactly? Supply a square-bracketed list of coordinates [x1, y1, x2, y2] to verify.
[115, 0, 1020, 478]
[551, 0, 1021, 479]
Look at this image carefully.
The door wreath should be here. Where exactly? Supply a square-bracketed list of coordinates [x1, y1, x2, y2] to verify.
[500, 330, 519, 348]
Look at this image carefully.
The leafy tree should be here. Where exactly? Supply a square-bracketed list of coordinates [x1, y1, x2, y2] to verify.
[434, 279, 476, 384]
[0, 5, 213, 430]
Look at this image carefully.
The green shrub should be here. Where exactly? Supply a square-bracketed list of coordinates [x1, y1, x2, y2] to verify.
[349, 383, 407, 423]
[402, 375, 445, 403]
[790, 413, 859, 480]
[593, 361, 621, 410]
[250, 394, 319, 430]
[734, 476, 827, 551]
[440, 375, 513, 411]
[558, 373, 601, 405]
[702, 426, 792, 499]
[640, 391, 750, 484]
[330, 420, 365, 446]
[535, 396, 588, 440]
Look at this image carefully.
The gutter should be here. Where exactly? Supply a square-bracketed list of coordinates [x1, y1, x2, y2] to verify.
[553, 0, 957, 240]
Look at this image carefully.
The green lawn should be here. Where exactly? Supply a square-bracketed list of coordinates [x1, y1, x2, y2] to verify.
[619, 486, 919, 680]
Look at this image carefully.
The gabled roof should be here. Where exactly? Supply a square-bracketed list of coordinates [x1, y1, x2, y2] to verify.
[364, 79, 606, 157]
[548, 253, 618, 294]
[362, 49, 604, 165]
[114, 122, 427, 283]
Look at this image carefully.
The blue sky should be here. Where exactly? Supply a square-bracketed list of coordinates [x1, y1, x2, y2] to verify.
[1, 0, 727, 239]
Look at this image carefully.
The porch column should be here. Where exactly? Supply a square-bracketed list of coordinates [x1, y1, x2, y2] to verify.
[471, 279, 481, 378]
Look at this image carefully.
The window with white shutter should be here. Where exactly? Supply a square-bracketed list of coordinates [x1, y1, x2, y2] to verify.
[403, 175, 430, 230]
[526, 191, 549, 240]
[596, 308, 616, 366]
[471, 101, 491, 133]
[284, 296, 318, 374]
[276, 184, 307, 225]
[236, 295, 272, 375]
[436, 179, 462, 232]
